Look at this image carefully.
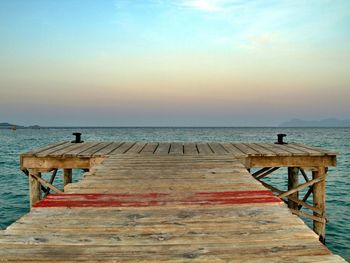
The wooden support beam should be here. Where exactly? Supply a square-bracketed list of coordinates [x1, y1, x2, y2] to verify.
[298, 186, 313, 210]
[28, 170, 41, 208]
[256, 167, 279, 180]
[299, 168, 310, 182]
[290, 209, 326, 224]
[260, 181, 322, 214]
[288, 167, 299, 210]
[246, 155, 336, 169]
[44, 169, 58, 197]
[278, 175, 326, 199]
[252, 167, 271, 178]
[63, 169, 72, 187]
[30, 173, 63, 195]
[313, 167, 327, 243]
[21, 156, 91, 169]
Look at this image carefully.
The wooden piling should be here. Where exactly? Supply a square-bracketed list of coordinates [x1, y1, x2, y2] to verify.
[313, 166, 326, 243]
[288, 167, 299, 210]
[28, 169, 41, 207]
[63, 168, 72, 187]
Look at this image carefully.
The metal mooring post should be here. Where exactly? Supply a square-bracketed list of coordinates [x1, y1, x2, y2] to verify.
[71, 132, 83, 143]
[275, 134, 287, 144]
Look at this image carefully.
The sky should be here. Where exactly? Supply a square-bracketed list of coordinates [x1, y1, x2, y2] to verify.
[0, 0, 349, 126]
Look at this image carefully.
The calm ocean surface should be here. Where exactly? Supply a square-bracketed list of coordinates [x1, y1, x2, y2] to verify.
[0, 127, 349, 260]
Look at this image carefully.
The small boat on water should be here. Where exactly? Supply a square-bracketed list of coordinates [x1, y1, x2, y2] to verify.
[11, 126, 16, 131]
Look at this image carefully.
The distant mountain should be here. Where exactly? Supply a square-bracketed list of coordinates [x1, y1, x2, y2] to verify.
[0, 122, 14, 127]
[28, 125, 41, 129]
[0, 123, 40, 129]
[0, 122, 22, 129]
[279, 118, 350, 127]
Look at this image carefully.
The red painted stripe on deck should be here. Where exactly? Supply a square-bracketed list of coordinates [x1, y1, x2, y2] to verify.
[44, 193, 168, 199]
[33, 191, 282, 208]
[43, 190, 274, 199]
[196, 190, 275, 197]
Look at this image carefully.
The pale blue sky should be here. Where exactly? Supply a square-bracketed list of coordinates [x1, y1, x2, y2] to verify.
[0, 0, 349, 126]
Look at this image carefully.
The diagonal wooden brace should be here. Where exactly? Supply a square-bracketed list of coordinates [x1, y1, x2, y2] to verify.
[44, 169, 58, 197]
[290, 209, 326, 224]
[256, 167, 280, 180]
[30, 173, 63, 194]
[252, 167, 271, 178]
[278, 175, 326, 199]
[260, 181, 322, 215]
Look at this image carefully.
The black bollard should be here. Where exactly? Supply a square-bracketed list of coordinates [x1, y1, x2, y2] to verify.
[71, 132, 83, 143]
[275, 134, 287, 144]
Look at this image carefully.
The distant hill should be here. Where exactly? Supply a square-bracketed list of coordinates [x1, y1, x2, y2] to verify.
[279, 118, 350, 127]
[0, 122, 23, 129]
[0, 123, 41, 129]
[28, 125, 41, 129]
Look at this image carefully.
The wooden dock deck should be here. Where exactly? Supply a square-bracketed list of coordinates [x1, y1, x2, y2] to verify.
[0, 141, 346, 262]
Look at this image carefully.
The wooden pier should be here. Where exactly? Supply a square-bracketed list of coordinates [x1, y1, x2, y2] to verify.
[0, 141, 346, 262]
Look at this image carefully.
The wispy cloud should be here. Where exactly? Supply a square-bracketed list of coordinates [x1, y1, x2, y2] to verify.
[174, 0, 259, 13]
[178, 0, 223, 12]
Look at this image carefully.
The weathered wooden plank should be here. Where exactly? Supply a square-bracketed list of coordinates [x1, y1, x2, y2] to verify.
[0, 226, 317, 245]
[220, 143, 247, 157]
[65, 181, 266, 193]
[197, 143, 214, 155]
[0, 211, 314, 228]
[291, 143, 337, 156]
[247, 143, 277, 156]
[106, 155, 239, 161]
[232, 143, 261, 156]
[77, 142, 113, 157]
[286, 143, 326, 156]
[169, 143, 183, 155]
[63, 142, 101, 157]
[34, 142, 74, 157]
[110, 142, 136, 154]
[92, 142, 124, 156]
[0, 240, 331, 261]
[270, 143, 309, 156]
[154, 143, 170, 155]
[139, 142, 159, 155]
[10, 203, 299, 219]
[4, 218, 312, 235]
[0, 224, 318, 246]
[48, 143, 91, 157]
[22, 141, 68, 156]
[124, 142, 147, 154]
[255, 143, 293, 156]
[208, 143, 228, 155]
[183, 143, 198, 155]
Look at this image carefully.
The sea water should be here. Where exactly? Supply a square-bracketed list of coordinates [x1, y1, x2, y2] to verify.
[0, 127, 349, 260]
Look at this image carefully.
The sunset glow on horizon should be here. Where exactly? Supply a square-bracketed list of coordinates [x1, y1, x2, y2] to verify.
[1, 0, 349, 126]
